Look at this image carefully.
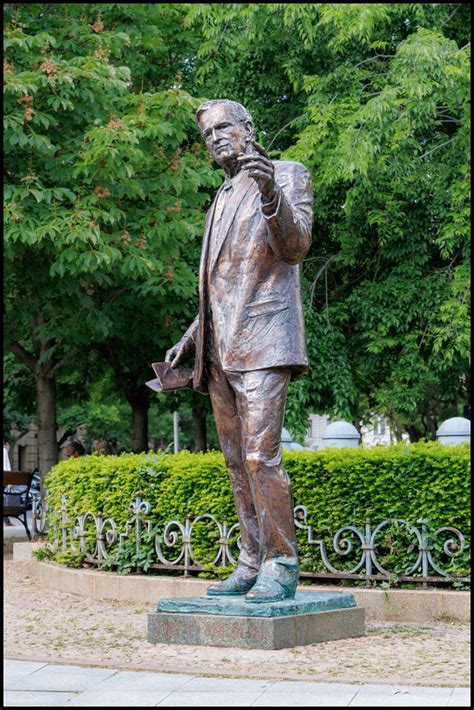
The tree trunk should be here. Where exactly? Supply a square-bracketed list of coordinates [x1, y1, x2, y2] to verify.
[425, 416, 438, 441]
[36, 371, 58, 490]
[130, 387, 149, 453]
[386, 411, 404, 442]
[9, 333, 61, 493]
[406, 425, 423, 443]
[393, 422, 404, 442]
[192, 402, 207, 452]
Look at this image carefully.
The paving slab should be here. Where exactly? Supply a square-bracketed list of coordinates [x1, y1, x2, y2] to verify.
[252, 692, 356, 707]
[176, 677, 272, 692]
[67, 689, 172, 706]
[156, 691, 265, 706]
[447, 688, 471, 706]
[5, 663, 116, 692]
[3, 690, 78, 706]
[3, 660, 48, 677]
[258, 681, 358, 706]
[3, 660, 470, 708]
[266, 680, 358, 693]
[348, 683, 455, 706]
[94, 670, 194, 692]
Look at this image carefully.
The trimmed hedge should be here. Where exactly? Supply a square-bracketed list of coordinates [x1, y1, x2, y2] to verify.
[44, 441, 470, 578]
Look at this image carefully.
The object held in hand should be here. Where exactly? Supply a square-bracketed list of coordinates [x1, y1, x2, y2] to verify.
[146, 362, 193, 393]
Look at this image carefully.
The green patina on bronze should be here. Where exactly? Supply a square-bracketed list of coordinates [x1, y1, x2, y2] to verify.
[157, 591, 356, 618]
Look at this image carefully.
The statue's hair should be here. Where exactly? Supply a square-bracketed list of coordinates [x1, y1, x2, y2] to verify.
[196, 99, 255, 136]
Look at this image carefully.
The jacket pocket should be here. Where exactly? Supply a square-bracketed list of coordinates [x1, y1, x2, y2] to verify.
[246, 297, 289, 318]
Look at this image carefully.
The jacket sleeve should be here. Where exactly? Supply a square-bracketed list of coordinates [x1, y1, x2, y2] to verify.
[261, 162, 313, 265]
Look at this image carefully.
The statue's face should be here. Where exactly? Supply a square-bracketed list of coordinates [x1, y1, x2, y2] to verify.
[199, 104, 251, 167]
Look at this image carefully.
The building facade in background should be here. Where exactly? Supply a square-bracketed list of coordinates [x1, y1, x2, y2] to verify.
[9, 423, 86, 471]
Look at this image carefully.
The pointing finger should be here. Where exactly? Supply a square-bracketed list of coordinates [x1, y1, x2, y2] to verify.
[251, 139, 270, 159]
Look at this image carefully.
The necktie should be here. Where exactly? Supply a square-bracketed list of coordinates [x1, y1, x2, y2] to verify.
[211, 178, 234, 262]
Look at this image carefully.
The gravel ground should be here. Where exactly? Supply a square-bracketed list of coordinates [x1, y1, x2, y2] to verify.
[4, 559, 470, 688]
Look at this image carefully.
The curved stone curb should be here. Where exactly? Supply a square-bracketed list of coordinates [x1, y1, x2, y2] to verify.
[14, 542, 470, 623]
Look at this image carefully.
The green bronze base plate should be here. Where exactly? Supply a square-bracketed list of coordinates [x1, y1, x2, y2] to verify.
[156, 591, 356, 618]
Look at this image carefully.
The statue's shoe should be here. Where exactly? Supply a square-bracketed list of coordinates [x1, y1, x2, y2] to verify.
[207, 565, 258, 596]
[245, 575, 297, 603]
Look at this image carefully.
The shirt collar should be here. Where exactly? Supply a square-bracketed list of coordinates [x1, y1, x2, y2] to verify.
[223, 167, 247, 191]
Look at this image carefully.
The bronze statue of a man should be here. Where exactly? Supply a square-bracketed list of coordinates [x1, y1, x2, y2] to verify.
[165, 99, 313, 602]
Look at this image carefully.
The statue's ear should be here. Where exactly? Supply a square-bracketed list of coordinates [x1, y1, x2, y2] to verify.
[244, 120, 254, 141]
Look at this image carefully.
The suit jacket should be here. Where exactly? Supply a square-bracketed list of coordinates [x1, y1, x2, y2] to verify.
[183, 160, 313, 394]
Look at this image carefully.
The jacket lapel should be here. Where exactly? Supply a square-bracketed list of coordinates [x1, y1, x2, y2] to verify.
[209, 172, 255, 275]
[194, 186, 224, 391]
[199, 183, 224, 290]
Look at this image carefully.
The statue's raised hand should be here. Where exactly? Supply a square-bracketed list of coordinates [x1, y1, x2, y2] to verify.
[237, 139, 276, 202]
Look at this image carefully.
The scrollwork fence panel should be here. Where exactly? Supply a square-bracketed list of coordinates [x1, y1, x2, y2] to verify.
[35, 494, 470, 586]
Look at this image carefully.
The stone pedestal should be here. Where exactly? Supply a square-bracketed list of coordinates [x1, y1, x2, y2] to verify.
[147, 591, 365, 649]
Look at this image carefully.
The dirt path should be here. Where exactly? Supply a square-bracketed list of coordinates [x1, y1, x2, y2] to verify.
[4, 560, 470, 687]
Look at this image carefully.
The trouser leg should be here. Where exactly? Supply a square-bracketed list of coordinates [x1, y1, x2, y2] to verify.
[227, 368, 298, 570]
[207, 359, 260, 571]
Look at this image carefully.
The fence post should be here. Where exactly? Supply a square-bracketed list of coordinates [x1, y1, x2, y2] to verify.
[364, 519, 372, 587]
[60, 494, 68, 552]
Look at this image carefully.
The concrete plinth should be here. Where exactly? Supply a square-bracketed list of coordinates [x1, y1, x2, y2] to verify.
[148, 592, 365, 649]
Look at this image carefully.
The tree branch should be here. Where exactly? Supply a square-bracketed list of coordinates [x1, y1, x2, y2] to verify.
[420, 138, 455, 160]
[9, 340, 38, 373]
[310, 255, 337, 306]
[48, 359, 63, 377]
[108, 287, 131, 304]
[354, 53, 395, 68]
[443, 4, 461, 26]
[267, 114, 306, 150]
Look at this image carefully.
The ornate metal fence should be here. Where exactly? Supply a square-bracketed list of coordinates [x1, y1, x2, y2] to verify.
[32, 494, 470, 587]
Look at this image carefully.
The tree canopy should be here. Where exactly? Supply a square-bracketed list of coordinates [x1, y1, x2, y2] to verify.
[4, 3, 470, 465]
[4, 3, 217, 469]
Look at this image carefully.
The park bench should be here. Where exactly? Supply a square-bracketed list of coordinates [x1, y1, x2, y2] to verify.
[3, 470, 35, 539]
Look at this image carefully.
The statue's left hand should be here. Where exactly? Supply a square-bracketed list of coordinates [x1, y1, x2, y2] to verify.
[237, 139, 276, 202]
[165, 336, 194, 369]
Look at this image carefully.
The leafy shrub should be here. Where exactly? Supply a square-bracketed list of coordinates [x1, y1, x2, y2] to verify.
[43, 442, 470, 579]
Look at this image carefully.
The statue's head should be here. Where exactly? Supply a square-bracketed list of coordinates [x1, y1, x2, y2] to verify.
[196, 99, 255, 168]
